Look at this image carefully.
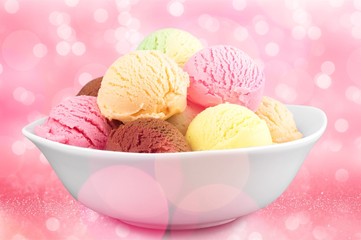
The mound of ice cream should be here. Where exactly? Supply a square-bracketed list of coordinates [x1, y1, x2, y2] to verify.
[137, 28, 203, 67]
[97, 50, 189, 122]
[184, 45, 265, 111]
[35, 27, 303, 153]
[256, 96, 303, 143]
[77, 77, 102, 97]
[35, 96, 111, 149]
[186, 103, 272, 151]
[106, 118, 191, 153]
[167, 101, 204, 135]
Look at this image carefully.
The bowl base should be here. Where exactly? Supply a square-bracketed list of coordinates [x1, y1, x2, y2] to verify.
[122, 217, 237, 230]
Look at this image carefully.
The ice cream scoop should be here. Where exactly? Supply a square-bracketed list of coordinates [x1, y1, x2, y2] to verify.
[137, 28, 203, 67]
[77, 77, 102, 97]
[167, 101, 204, 135]
[186, 103, 272, 151]
[97, 50, 189, 122]
[35, 96, 111, 149]
[255, 96, 303, 143]
[184, 45, 265, 111]
[106, 118, 191, 153]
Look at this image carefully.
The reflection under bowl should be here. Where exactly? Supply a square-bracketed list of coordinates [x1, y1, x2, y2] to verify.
[22, 105, 327, 230]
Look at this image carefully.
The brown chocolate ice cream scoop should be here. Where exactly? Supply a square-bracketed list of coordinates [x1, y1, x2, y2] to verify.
[106, 118, 191, 153]
[77, 77, 102, 97]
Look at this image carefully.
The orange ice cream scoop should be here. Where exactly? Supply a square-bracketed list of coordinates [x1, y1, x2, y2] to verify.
[97, 50, 189, 122]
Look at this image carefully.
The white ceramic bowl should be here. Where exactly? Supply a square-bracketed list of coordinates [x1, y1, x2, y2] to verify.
[22, 105, 327, 230]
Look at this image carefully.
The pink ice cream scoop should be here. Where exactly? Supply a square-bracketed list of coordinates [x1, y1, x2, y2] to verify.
[35, 95, 111, 149]
[184, 45, 265, 111]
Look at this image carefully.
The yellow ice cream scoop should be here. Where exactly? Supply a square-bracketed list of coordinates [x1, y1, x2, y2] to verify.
[97, 50, 189, 122]
[186, 103, 272, 151]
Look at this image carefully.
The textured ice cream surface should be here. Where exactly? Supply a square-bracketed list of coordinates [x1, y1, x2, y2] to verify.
[137, 28, 203, 67]
[106, 118, 191, 153]
[77, 77, 102, 97]
[184, 45, 265, 111]
[35, 96, 111, 149]
[97, 50, 189, 122]
[167, 101, 204, 135]
[256, 96, 303, 143]
[186, 103, 272, 151]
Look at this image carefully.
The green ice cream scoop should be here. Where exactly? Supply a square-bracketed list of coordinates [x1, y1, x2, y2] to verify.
[137, 28, 203, 67]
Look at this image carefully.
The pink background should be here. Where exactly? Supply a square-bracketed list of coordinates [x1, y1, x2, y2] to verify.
[1, 0, 361, 239]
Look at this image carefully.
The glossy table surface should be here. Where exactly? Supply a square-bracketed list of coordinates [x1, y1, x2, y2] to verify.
[1, 0, 361, 239]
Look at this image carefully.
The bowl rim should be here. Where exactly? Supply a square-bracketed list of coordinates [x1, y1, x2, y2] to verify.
[22, 104, 327, 159]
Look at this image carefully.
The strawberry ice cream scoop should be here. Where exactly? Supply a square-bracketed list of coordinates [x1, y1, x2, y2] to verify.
[184, 45, 265, 111]
[35, 96, 111, 149]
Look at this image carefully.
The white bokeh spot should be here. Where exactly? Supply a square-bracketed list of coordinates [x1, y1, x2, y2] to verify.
[312, 226, 328, 240]
[56, 41, 71, 56]
[329, 0, 344, 7]
[94, 8, 108, 23]
[293, 9, 310, 25]
[254, 20, 269, 35]
[118, 12, 132, 26]
[127, 17, 141, 30]
[168, 1, 184, 17]
[308, 26, 322, 40]
[46, 217, 60, 231]
[72, 41, 86, 56]
[12, 140, 26, 155]
[334, 118, 349, 133]
[13, 87, 35, 105]
[315, 73, 332, 89]
[4, 0, 19, 14]
[115, 225, 130, 238]
[335, 168, 349, 182]
[49, 11, 70, 26]
[355, 0, 361, 10]
[350, 11, 361, 26]
[57, 24, 73, 40]
[292, 26, 306, 40]
[265, 42, 279, 56]
[126, 30, 143, 45]
[64, 0, 79, 7]
[198, 14, 220, 32]
[351, 26, 361, 39]
[234, 26, 248, 41]
[275, 83, 297, 102]
[33, 43, 48, 58]
[321, 61, 335, 75]
[232, 0, 247, 11]
[85, 209, 99, 222]
[248, 231, 263, 240]
[116, 0, 131, 10]
[285, 215, 300, 230]
[345, 86, 361, 104]
[78, 72, 93, 86]
[11, 234, 27, 240]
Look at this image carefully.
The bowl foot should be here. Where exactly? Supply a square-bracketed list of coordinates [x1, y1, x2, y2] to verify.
[122, 218, 237, 230]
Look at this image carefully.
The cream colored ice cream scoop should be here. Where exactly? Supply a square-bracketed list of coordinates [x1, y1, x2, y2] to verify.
[255, 96, 303, 143]
[97, 50, 189, 122]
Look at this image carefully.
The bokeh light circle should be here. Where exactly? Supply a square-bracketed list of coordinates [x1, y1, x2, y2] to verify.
[347, 47, 361, 87]
[2, 30, 42, 71]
